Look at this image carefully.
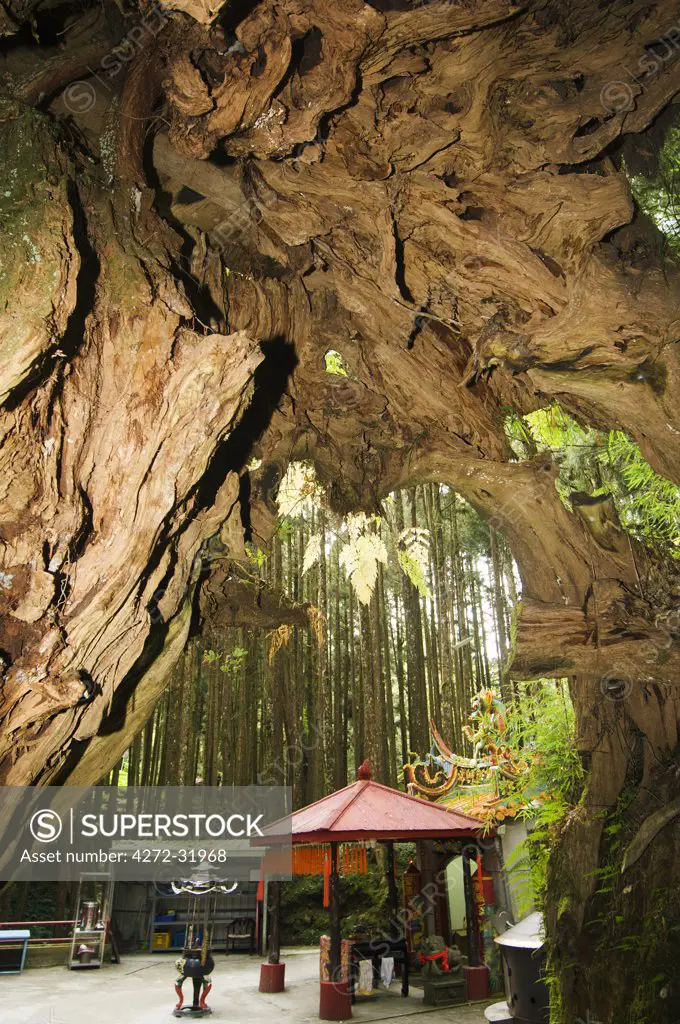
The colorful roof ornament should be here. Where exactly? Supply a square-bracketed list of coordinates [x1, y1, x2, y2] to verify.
[403, 690, 542, 826]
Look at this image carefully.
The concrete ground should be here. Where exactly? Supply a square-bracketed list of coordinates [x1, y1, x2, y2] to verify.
[1, 949, 494, 1024]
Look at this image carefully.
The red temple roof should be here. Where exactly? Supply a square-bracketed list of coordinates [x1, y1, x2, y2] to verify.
[256, 778, 489, 844]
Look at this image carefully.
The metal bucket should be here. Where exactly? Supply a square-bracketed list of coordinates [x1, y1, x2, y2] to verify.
[80, 902, 99, 931]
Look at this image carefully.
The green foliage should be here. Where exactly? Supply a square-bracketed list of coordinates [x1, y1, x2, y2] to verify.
[280, 865, 390, 945]
[507, 405, 602, 502]
[396, 526, 431, 598]
[246, 543, 266, 571]
[504, 681, 585, 910]
[628, 120, 680, 254]
[285, 464, 433, 605]
[324, 349, 349, 376]
[510, 682, 584, 806]
[505, 404, 680, 555]
[276, 462, 322, 521]
[338, 517, 388, 605]
[203, 646, 248, 674]
[600, 431, 680, 550]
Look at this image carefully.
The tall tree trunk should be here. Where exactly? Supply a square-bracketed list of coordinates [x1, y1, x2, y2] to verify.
[390, 595, 409, 768]
[490, 526, 510, 698]
[396, 490, 429, 754]
[379, 564, 397, 787]
[333, 532, 346, 790]
[431, 485, 454, 741]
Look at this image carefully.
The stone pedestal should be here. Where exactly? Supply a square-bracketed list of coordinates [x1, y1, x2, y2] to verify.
[422, 972, 467, 1006]
[485, 999, 513, 1023]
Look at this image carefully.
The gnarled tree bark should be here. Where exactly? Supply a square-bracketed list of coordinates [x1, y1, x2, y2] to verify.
[0, 0, 679, 1016]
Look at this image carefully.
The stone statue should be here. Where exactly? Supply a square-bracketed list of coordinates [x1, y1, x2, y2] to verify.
[417, 935, 463, 978]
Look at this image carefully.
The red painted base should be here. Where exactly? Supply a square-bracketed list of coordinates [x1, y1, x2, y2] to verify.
[463, 964, 490, 1001]
[259, 962, 286, 993]
[319, 979, 352, 1021]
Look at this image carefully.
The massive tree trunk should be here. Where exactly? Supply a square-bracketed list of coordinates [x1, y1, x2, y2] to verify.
[1, 0, 680, 1015]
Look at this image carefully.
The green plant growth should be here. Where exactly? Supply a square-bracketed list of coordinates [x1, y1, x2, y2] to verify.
[203, 646, 249, 673]
[628, 117, 680, 254]
[280, 841, 418, 946]
[324, 349, 350, 376]
[502, 681, 585, 915]
[277, 463, 434, 604]
[505, 405, 680, 555]
[602, 431, 680, 549]
[575, 786, 680, 1024]
[280, 866, 389, 946]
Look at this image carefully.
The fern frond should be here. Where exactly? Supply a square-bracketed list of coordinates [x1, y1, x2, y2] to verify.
[303, 533, 322, 574]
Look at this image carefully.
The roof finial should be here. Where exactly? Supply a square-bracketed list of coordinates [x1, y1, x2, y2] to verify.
[357, 759, 372, 781]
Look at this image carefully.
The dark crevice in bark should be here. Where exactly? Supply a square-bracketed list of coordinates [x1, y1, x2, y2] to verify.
[194, 337, 298, 509]
[125, 335, 296, 619]
[145, 135, 224, 328]
[73, 340, 297, 753]
[32, 4, 94, 45]
[406, 312, 426, 350]
[273, 26, 325, 101]
[574, 117, 602, 138]
[366, 0, 412, 11]
[63, 182, 100, 343]
[238, 469, 253, 543]
[0, 22, 34, 55]
[219, 0, 262, 33]
[175, 185, 205, 205]
[95, 574, 177, 740]
[393, 217, 415, 303]
[4, 178, 99, 412]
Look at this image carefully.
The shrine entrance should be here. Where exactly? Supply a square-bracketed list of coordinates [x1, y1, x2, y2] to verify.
[253, 762, 493, 1019]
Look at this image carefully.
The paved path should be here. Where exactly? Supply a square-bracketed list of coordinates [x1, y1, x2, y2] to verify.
[1, 949, 493, 1024]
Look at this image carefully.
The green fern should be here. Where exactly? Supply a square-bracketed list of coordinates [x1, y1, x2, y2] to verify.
[396, 526, 431, 597]
[599, 431, 680, 549]
[505, 405, 680, 556]
[628, 118, 680, 255]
